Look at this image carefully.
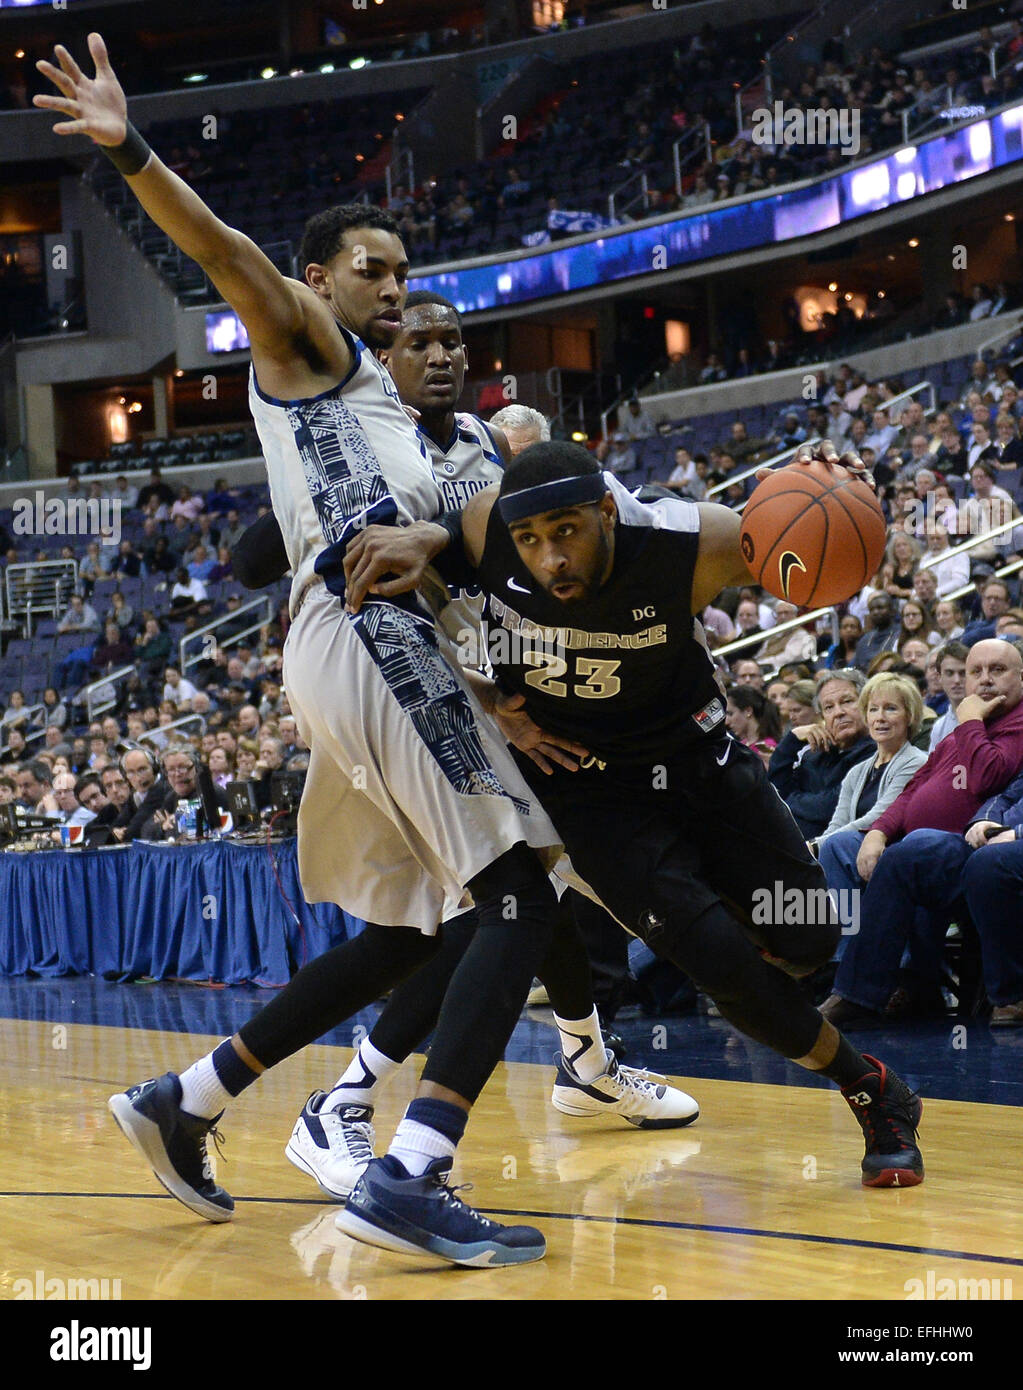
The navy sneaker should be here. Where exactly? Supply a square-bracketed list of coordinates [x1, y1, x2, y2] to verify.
[842, 1054, 924, 1188]
[108, 1072, 234, 1222]
[335, 1155, 545, 1267]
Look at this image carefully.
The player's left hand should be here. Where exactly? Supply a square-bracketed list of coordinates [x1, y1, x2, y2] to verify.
[343, 521, 449, 612]
[494, 691, 590, 775]
[755, 438, 875, 490]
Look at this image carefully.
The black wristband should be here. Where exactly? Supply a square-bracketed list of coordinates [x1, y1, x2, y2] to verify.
[432, 509, 463, 551]
[101, 122, 152, 177]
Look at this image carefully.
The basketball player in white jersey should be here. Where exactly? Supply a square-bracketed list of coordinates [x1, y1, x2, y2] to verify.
[35, 33, 633, 1266]
[274, 292, 698, 1204]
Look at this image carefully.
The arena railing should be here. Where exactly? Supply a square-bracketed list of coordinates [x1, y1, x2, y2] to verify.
[5, 561, 78, 637]
[713, 608, 840, 664]
[178, 595, 275, 680]
[940, 555, 1023, 606]
[81, 664, 136, 722]
[137, 714, 207, 751]
[700, 378, 938, 507]
[917, 509, 1023, 570]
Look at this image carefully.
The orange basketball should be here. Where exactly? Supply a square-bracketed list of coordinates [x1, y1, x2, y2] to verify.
[739, 461, 886, 608]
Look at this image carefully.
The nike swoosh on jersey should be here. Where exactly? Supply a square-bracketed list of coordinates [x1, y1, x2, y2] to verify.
[507, 577, 531, 593]
[715, 743, 731, 766]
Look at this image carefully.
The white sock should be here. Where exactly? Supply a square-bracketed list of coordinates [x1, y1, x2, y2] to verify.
[554, 1008, 608, 1082]
[388, 1119, 456, 1178]
[322, 1038, 400, 1110]
[179, 1051, 233, 1120]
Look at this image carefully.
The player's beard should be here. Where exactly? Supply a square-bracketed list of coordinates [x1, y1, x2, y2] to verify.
[550, 528, 611, 606]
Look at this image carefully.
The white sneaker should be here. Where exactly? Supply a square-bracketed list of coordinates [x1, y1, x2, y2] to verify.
[285, 1092, 376, 1200]
[551, 1053, 699, 1129]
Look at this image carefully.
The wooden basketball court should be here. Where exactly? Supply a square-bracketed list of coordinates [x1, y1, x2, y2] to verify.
[2, 1014, 1021, 1302]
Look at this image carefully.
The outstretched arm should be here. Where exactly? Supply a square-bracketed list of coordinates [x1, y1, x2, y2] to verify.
[34, 34, 335, 368]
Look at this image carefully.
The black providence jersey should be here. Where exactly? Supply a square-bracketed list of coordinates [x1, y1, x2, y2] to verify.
[474, 479, 726, 766]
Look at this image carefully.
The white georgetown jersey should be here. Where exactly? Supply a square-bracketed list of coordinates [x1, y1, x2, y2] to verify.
[420, 413, 505, 657]
[249, 324, 443, 615]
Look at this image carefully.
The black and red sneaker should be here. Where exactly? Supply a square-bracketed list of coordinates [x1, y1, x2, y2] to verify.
[841, 1054, 924, 1188]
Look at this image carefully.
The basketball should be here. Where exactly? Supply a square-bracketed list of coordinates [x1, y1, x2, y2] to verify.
[739, 461, 887, 608]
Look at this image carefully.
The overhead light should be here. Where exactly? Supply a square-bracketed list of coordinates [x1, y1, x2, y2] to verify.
[319, 63, 335, 74]
[118, 396, 126, 405]
[886, 253, 896, 261]
[355, 153, 365, 162]
[174, 369, 185, 378]
[877, 291, 886, 299]
[844, 293, 853, 302]
[1006, 213, 1016, 222]
[571, 431, 588, 442]
[127, 402, 142, 414]
[907, 237, 919, 247]
[493, 359, 502, 371]
[261, 67, 276, 79]
[349, 57, 368, 69]
[183, 73, 208, 83]
[15, 49, 25, 60]
[395, 113, 404, 121]
[828, 282, 838, 292]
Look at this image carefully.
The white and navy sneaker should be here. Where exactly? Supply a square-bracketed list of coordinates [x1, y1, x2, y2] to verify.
[336, 1155, 546, 1267]
[285, 1092, 376, 1201]
[108, 1072, 233, 1222]
[551, 1052, 700, 1128]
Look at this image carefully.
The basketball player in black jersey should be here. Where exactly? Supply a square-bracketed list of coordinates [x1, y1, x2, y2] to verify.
[342, 440, 925, 1189]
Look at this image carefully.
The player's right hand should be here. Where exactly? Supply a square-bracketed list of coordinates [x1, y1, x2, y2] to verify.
[34, 33, 127, 146]
[343, 521, 449, 612]
[494, 691, 590, 776]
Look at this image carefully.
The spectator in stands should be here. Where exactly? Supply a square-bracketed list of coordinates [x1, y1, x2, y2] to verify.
[102, 590, 134, 634]
[967, 421, 998, 472]
[921, 522, 970, 597]
[166, 514, 197, 564]
[726, 420, 769, 465]
[193, 513, 221, 553]
[258, 679, 284, 722]
[0, 775, 15, 804]
[137, 468, 174, 513]
[234, 737, 259, 779]
[135, 617, 172, 676]
[881, 532, 921, 601]
[728, 657, 763, 691]
[208, 546, 234, 582]
[15, 759, 58, 815]
[139, 745, 226, 841]
[819, 640, 1023, 1026]
[779, 679, 818, 731]
[111, 746, 167, 842]
[665, 446, 695, 493]
[962, 577, 1013, 646]
[237, 704, 262, 738]
[824, 398, 852, 451]
[187, 545, 218, 583]
[991, 413, 1023, 469]
[205, 477, 241, 517]
[773, 412, 807, 451]
[812, 673, 927, 856]
[207, 745, 234, 789]
[968, 284, 994, 321]
[0, 689, 31, 735]
[602, 433, 636, 476]
[725, 685, 782, 768]
[171, 485, 205, 523]
[163, 666, 199, 710]
[77, 540, 111, 594]
[618, 398, 657, 440]
[57, 593, 100, 636]
[755, 600, 817, 669]
[897, 598, 939, 652]
[0, 726, 28, 766]
[934, 598, 965, 643]
[110, 539, 141, 579]
[768, 669, 873, 839]
[219, 509, 246, 552]
[996, 610, 1023, 640]
[732, 598, 764, 644]
[91, 621, 133, 676]
[824, 614, 864, 669]
[142, 535, 175, 576]
[927, 640, 969, 749]
[854, 593, 900, 669]
[30, 688, 66, 733]
[170, 566, 208, 614]
[698, 353, 727, 384]
[863, 408, 897, 458]
[108, 475, 138, 510]
[52, 771, 91, 829]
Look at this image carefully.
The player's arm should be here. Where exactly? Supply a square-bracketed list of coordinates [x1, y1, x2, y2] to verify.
[690, 503, 752, 613]
[34, 34, 334, 367]
[343, 486, 498, 611]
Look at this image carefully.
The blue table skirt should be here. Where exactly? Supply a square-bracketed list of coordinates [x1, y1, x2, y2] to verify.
[0, 839, 361, 985]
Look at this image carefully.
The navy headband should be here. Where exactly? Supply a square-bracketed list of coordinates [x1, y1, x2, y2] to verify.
[498, 473, 609, 524]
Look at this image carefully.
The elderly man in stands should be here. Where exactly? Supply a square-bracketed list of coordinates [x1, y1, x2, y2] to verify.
[819, 640, 1023, 1025]
[489, 403, 549, 455]
[922, 522, 970, 598]
[769, 669, 874, 839]
[962, 578, 1013, 647]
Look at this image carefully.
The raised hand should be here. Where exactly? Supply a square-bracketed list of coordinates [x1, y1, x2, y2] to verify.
[755, 436, 874, 490]
[33, 33, 127, 146]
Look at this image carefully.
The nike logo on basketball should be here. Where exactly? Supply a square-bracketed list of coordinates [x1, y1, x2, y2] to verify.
[778, 550, 807, 600]
[507, 577, 530, 593]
